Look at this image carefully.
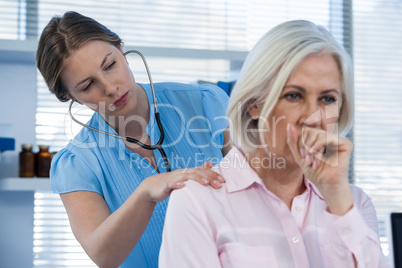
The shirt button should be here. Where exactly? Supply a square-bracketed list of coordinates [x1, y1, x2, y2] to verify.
[292, 237, 300, 244]
[295, 206, 302, 212]
[342, 228, 350, 236]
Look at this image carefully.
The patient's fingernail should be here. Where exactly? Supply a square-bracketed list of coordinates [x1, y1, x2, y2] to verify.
[176, 181, 183, 187]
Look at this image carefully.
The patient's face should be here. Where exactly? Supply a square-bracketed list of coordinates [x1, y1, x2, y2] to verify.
[262, 54, 342, 165]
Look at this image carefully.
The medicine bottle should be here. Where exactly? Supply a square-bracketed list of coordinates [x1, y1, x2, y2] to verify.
[35, 145, 52, 177]
[19, 144, 35, 177]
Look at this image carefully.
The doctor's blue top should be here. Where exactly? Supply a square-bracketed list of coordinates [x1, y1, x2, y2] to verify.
[50, 82, 229, 268]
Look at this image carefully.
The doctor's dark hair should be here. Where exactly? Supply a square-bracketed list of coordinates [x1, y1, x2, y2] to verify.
[36, 11, 122, 102]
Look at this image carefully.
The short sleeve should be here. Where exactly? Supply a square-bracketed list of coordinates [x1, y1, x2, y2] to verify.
[200, 83, 230, 146]
[50, 148, 102, 195]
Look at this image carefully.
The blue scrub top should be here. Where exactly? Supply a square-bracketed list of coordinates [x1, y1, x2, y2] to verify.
[50, 82, 229, 268]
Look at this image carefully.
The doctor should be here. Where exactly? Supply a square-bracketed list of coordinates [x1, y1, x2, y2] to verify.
[36, 11, 232, 268]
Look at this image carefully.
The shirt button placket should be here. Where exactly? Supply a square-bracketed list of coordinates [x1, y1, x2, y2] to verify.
[342, 228, 351, 236]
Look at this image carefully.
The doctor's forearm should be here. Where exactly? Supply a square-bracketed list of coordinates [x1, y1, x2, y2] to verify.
[86, 191, 156, 268]
[87, 197, 155, 268]
[63, 190, 156, 268]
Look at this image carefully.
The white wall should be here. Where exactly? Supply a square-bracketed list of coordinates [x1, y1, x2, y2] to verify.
[0, 191, 34, 268]
[0, 59, 37, 178]
[0, 56, 37, 267]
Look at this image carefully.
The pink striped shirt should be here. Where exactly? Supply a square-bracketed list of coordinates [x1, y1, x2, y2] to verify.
[159, 147, 388, 267]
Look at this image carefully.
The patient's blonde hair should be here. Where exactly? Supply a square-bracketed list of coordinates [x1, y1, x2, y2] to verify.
[227, 20, 354, 153]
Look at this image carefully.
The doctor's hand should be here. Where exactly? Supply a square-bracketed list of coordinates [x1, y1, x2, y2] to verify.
[136, 162, 225, 204]
[287, 124, 354, 216]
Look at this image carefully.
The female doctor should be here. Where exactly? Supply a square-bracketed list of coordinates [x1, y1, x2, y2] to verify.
[36, 11, 231, 268]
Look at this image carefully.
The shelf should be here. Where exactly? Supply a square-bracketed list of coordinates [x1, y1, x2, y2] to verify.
[0, 39, 37, 63]
[0, 178, 51, 191]
[0, 39, 248, 63]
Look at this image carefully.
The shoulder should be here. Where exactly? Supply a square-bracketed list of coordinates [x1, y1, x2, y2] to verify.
[66, 112, 101, 148]
[170, 179, 227, 208]
[153, 82, 228, 117]
[52, 141, 94, 168]
[51, 129, 103, 178]
[154, 82, 228, 100]
[50, 146, 102, 194]
[153, 82, 199, 92]
[58, 134, 97, 163]
[50, 114, 106, 193]
[50, 128, 107, 195]
[153, 82, 218, 92]
[53, 111, 118, 172]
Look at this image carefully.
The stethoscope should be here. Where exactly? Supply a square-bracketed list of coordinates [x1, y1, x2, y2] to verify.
[68, 50, 171, 172]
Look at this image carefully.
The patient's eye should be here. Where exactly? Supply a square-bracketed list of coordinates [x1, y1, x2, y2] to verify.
[320, 95, 337, 105]
[284, 92, 302, 101]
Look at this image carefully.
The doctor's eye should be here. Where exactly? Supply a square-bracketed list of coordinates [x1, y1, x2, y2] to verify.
[105, 61, 116, 70]
[82, 81, 93, 92]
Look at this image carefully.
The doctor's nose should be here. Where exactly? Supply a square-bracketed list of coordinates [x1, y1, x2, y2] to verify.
[103, 79, 118, 96]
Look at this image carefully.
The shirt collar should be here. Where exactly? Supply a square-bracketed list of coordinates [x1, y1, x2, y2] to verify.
[305, 178, 325, 200]
[214, 147, 264, 194]
[215, 147, 325, 200]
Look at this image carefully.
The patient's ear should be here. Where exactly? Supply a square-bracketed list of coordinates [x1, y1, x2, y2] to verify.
[247, 100, 261, 120]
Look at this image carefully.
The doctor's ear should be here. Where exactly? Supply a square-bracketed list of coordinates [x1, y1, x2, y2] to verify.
[119, 46, 129, 64]
[246, 100, 261, 120]
[67, 94, 82, 105]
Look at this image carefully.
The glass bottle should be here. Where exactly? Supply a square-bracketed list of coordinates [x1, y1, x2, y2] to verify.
[35, 145, 52, 178]
[19, 144, 35, 177]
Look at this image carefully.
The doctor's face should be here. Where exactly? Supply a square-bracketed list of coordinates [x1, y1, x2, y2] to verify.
[60, 40, 139, 118]
[258, 54, 342, 164]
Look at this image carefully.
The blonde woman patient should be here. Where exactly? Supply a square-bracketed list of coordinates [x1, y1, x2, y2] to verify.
[159, 20, 388, 267]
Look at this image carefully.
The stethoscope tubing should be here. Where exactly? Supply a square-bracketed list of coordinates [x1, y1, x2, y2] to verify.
[68, 50, 171, 172]
[124, 50, 158, 113]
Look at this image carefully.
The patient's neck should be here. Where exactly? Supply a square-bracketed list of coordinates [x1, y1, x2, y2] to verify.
[246, 148, 306, 209]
